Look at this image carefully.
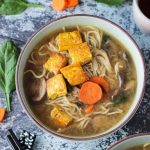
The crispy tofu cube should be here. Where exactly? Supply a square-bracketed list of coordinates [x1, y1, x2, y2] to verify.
[44, 52, 67, 75]
[46, 74, 67, 99]
[60, 64, 89, 86]
[58, 31, 82, 51]
[69, 42, 92, 65]
[51, 106, 72, 128]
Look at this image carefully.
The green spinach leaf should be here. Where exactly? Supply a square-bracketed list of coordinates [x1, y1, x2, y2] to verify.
[0, 41, 19, 112]
[96, 0, 125, 6]
[102, 35, 110, 45]
[113, 92, 128, 105]
[0, 0, 44, 15]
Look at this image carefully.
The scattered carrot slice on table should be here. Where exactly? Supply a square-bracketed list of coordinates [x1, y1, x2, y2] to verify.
[90, 76, 109, 93]
[0, 108, 6, 122]
[51, 0, 79, 11]
[78, 81, 103, 105]
[51, 0, 68, 11]
[67, 0, 79, 7]
[84, 105, 94, 114]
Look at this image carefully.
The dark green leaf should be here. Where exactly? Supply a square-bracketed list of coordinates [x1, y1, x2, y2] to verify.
[113, 92, 128, 105]
[95, 0, 125, 6]
[0, 0, 4, 6]
[0, 41, 19, 111]
[0, 0, 44, 15]
[0, 2, 27, 15]
[102, 35, 110, 45]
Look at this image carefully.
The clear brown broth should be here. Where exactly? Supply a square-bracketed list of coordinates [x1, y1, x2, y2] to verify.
[23, 26, 137, 137]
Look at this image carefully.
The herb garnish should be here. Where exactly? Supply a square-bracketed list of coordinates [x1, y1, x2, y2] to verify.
[0, 41, 19, 112]
[113, 91, 128, 105]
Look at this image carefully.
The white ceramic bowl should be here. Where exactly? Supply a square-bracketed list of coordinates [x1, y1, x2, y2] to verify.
[16, 15, 145, 140]
[109, 133, 150, 150]
[133, 0, 150, 34]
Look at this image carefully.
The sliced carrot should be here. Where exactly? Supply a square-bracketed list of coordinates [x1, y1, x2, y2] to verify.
[51, 0, 68, 11]
[67, 0, 78, 8]
[84, 105, 94, 114]
[0, 108, 6, 122]
[78, 81, 103, 105]
[90, 76, 109, 93]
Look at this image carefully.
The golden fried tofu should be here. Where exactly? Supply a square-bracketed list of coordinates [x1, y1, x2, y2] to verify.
[69, 42, 92, 65]
[58, 31, 82, 51]
[46, 74, 67, 99]
[51, 106, 72, 128]
[44, 52, 67, 75]
[60, 63, 89, 86]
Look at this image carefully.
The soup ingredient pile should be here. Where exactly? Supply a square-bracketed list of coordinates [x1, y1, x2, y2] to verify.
[24, 25, 136, 135]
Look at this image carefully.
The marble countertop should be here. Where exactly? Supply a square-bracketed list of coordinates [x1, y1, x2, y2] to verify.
[0, 0, 150, 150]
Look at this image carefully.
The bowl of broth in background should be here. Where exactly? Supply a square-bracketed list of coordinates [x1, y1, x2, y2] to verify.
[16, 15, 145, 140]
[109, 133, 150, 150]
[133, 0, 150, 34]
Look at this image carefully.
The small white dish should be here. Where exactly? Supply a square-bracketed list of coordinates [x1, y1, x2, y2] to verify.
[133, 0, 150, 34]
[109, 133, 150, 150]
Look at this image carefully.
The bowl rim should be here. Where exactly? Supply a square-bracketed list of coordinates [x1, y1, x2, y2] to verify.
[16, 14, 146, 141]
[108, 132, 150, 150]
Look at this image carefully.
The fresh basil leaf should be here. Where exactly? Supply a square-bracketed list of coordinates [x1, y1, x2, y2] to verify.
[0, 2, 27, 15]
[96, 0, 125, 6]
[0, 41, 19, 112]
[0, 0, 44, 15]
[0, 0, 3, 6]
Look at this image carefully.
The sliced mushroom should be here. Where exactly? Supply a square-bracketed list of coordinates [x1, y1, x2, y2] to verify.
[124, 80, 136, 92]
[30, 78, 46, 101]
[103, 40, 120, 53]
[111, 89, 119, 100]
[112, 74, 124, 100]
[119, 73, 125, 88]
[122, 52, 128, 62]
[118, 60, 127, 72]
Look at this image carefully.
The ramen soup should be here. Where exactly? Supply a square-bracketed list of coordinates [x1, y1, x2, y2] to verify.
[126, 143, 150, 150]
[24, 25, 137, 137]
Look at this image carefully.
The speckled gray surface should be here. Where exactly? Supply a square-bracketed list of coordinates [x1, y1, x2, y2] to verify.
[0, 0, 150, 150]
